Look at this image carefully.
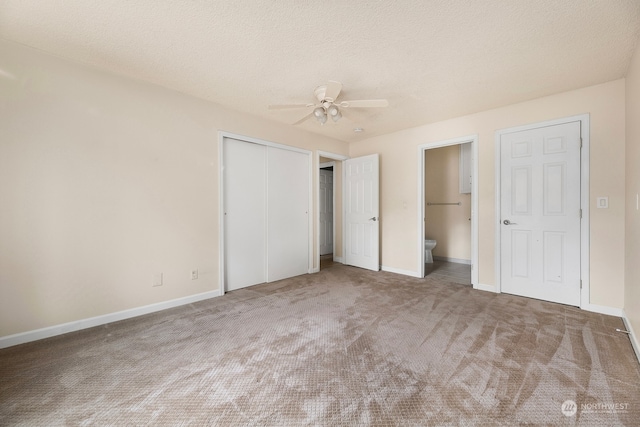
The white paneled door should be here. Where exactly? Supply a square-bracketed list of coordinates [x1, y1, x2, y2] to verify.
[500, 121, 581, 306]
[345, 154, 379, 271]
[319, 169, 334, 256]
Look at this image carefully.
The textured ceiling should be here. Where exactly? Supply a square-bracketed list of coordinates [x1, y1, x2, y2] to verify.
[1, 1, 639, 143]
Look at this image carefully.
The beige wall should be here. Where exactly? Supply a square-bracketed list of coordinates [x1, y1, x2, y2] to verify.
[0, 40, 347, 337]
[424, 145, 471, 261]
[350, 79, 626, 309]
[625, 39, 640, 340]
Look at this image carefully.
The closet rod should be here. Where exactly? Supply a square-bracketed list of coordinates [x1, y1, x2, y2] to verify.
[427, 202, 461, 206]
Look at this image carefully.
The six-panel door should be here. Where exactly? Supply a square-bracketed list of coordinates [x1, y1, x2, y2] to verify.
[500, 121, 581, 306]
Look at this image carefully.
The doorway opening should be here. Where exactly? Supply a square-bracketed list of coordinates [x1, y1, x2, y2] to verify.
[319, 162, 335, 270]
[424, 144, 472, 284]
[317, 151, 348, 271]
[419, 135, 479, 286]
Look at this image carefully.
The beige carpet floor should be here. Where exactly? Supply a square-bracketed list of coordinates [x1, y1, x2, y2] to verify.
[1, 264, 639, 426]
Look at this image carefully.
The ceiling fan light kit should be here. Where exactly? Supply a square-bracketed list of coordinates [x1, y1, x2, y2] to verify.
[312, 100, 342, 125]
[312, 106, 326, 124]
[327, 104, 340, 117]
[268, 80, 389, 126]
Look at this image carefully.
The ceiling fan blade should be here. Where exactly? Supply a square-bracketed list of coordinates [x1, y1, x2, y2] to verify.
[324, 81, 342, 102]
[293, 111, 314, 125]
[339, 99, 389, 108]
[268, 103, 314, 110]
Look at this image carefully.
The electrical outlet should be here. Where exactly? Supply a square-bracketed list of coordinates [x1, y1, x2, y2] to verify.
[191, 269, 198, 280]
[153, 273, 163, 287]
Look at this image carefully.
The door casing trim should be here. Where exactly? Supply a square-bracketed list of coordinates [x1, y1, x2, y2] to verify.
[319, 161, 336, 260]
[494, 114, 590, 308]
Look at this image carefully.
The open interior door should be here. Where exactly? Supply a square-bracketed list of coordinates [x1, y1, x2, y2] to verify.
[344, 154, 379, 271]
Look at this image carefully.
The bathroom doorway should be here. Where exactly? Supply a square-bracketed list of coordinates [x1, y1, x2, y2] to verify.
[418, 136, 478, 286]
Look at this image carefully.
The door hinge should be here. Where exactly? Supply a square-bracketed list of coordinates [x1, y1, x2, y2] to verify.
[580, 137, 583, 148]
[580, 279, 583, 289]
[580, 209, 582, 219]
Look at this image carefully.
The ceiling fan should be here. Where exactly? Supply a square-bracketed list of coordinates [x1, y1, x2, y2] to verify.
[268, 81, 388, 125]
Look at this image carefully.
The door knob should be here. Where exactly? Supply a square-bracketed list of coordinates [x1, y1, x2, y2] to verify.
[369, 217, 378, 221]
[503, 219, 517, 225]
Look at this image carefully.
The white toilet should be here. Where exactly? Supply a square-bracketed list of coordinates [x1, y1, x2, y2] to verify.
[424, 239, 437, 263]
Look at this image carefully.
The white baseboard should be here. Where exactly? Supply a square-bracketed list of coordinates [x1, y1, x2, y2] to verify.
[433, 256, 471, 265]
[474, 283, 497, 293]
[380, 265, 422, 278]
[582, 303, 624, 317]
[0, 290, 220, 350]
[333, 256, 344, 263]
[310, 267, 320, 273]
[622, 309, 640, 365]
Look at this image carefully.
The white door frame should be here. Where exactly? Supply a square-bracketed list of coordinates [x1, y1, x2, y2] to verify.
[319, 161, 335, 257]
[316, 151, 348, 272]
[494, 114, 590, 309]
[218, 131, 314, 295]
[418, 135, 479, 285]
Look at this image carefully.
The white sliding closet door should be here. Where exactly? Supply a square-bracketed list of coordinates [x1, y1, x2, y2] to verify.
[267, 147, 309, 282]
[223, 137, 310, 292]
[223, 138, 266, 291]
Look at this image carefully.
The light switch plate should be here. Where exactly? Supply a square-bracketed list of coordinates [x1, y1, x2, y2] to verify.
[597, 197, 608, 209]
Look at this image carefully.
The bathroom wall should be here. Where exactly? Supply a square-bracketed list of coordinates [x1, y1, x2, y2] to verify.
[424, 145, 472, 262]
